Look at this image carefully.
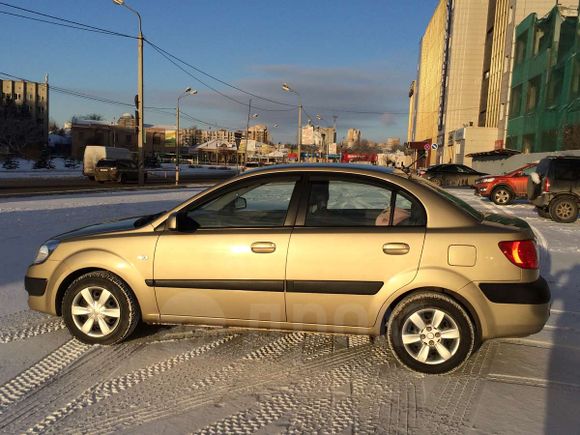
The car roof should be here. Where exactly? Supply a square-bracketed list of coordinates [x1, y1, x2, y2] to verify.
[244, 163, 396, 175]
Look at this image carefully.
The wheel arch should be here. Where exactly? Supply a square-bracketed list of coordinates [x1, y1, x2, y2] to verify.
[377, 286, 482, 345]
[55, 268, 135, 316]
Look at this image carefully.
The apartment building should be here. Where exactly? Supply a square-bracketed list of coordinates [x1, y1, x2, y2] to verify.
[506, 5, 580, 152]
[0, 78, 49, 154]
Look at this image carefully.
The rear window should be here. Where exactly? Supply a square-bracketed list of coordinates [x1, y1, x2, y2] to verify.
[96, 160, 117, 168]
[554, 160, 580, 181]
[415, 178, 484, 221]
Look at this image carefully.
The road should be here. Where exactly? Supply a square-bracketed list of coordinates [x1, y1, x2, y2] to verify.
[0, 189, 578, 433]
[0, 172, 232, 197]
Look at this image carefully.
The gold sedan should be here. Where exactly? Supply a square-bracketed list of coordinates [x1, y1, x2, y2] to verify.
[25, 164, 550, 374]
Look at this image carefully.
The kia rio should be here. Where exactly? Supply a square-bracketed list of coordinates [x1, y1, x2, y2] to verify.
[25, 164, 550, 374]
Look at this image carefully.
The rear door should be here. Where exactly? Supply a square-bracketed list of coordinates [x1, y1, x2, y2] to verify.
[512, 165, 536, 196]
[285, 174, 427, 328]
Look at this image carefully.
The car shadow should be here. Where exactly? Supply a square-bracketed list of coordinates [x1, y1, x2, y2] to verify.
[542, 241, 580, 432]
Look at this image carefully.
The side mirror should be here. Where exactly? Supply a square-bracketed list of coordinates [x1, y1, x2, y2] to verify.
[166, 212, 179, 231]
[234, 196, 247, 210]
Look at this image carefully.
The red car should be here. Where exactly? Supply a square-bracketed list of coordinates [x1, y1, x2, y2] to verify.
[474, 163, 537, 205]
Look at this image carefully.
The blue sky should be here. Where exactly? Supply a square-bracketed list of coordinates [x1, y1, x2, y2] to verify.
[0, 0, 438, 143]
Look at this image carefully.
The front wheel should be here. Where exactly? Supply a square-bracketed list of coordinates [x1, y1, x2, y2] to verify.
[491, 186, 513, 205]
[387, 292, 475, 374]
[62, 271, 140, 345]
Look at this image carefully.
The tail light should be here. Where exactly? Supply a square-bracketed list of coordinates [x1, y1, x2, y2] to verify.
[498, 240, 538, 269]
[543, 177, 550, 192]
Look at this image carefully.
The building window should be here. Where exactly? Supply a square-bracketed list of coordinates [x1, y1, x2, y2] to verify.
[547, 67, 564, 107]
[526, 75, 541, 112]
[523, 134, 535, 153]
[572, 58, 580, 98]
[540, 130, 558, 152]
[510, 85, 522, 116]
[515, 32, 528, 64]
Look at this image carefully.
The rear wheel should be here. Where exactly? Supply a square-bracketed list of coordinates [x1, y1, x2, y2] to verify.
[62, 271, 140, 345]
[549, 196, 578, 223]
[387, 292, 474, 374]
[491, 186, 514, 205]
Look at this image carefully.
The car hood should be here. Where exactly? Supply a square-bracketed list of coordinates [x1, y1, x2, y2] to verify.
[53, 216, 144, 241]
[483, 212, 531, 230]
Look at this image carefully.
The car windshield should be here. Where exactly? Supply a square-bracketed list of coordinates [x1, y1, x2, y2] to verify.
[414, 177, 484, 221]
[96, 160, 116, 168]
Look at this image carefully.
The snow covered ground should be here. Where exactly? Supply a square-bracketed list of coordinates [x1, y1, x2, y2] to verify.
[0, 187, 578, 433]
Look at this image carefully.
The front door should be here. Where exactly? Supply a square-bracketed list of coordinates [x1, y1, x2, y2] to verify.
[285, 175, 427, 328]
[154, 176, 300, 322]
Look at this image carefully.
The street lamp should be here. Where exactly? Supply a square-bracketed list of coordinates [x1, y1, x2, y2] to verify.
[242, 101, 259, 170]
[281, 82, 302, 162]
[113, 0, 145, 185]
[176, 87, 197, 185]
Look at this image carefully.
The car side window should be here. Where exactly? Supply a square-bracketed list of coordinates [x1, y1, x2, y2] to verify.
[522, 166, 536, 176]
[184, 179, 298, 228]
[305, 178, 426, 227]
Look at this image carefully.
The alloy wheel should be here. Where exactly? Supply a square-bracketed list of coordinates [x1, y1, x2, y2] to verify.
[71, 286, 121, 338]
[401, 308, 461, 365]
[493, 189, 511, 204]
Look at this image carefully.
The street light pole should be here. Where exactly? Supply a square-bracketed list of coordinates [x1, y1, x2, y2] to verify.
[244, 99, 259, 169]
[282, 83, 302, 162]
[176, 87, 197, 185]
[113, 0, 145, 185]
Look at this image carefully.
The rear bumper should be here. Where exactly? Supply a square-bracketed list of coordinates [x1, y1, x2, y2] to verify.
[459, 278, 551, 340]
[479, 277, 550, 304]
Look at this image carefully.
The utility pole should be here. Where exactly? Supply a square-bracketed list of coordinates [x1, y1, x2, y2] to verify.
[245, 98, 252, 168]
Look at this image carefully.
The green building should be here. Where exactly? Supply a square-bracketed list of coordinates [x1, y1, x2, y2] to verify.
[506, 6, 580, 152]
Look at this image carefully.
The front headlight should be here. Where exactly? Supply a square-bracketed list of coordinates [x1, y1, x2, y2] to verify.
[33, 240, 60, 264]
[480, 177, 495, 183]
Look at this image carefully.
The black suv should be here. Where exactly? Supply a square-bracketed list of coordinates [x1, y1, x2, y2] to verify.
[527, 156, 580, 223]
[94, 159, 142, 184]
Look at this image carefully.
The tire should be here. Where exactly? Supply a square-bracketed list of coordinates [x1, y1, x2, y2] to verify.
[549, 196, 578, 223]
[62, 271, 140, 345]
[535, 207, 550, 218]
[387, 292, 475, 374]
[491, 186, 514, 205]
[429, 177, 442, 187]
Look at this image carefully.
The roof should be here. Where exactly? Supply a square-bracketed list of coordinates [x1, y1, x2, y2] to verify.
[465, 149, 521, 158]
[243, 163, 396, 175]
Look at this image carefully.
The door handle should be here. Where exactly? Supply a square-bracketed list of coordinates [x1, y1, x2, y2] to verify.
[251, 242, 276, 253]
[383, 243, 410, 255]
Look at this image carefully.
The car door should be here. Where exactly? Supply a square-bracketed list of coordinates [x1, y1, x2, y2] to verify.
[153, 175, 301, 322]
[513, 165, 536, 196]
[285, 174, 427, 328]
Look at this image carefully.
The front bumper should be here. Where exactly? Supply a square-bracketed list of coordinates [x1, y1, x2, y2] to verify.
[25, 276, 48, 296]
[473, 183, 491, 197]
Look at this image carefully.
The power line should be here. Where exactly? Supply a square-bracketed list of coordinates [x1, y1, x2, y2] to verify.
[145, 40, 295, 108]
[0, 3, 135, 38]
[147, 41, 297, 113]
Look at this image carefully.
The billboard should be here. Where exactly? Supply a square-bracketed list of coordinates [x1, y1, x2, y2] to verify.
[164, 130, 176, 148]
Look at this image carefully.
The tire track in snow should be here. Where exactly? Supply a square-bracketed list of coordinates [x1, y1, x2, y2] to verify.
[0, 311, 65, 343]
[0, 339, 92, 413]
[26, 334, 238, 434]
[81, 332, 309, 434]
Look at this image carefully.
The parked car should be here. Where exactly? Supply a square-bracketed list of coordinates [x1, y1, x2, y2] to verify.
[528, 156, 580, 223]
[474, 163, 537, 205]
[83, 146, 132, 180]
[422, 164, 487, 187]
[94, 159, 142, 184]
[25, 164, 549, 374]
